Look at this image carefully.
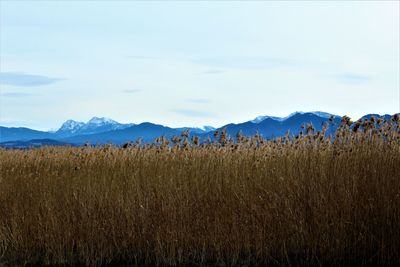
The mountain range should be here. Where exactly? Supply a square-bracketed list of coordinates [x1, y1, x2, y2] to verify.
[0, 112, 394, 148]
[55, 117, 135, 138]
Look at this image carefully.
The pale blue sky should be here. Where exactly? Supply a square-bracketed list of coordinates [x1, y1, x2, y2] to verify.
[0, 1, 399, 130]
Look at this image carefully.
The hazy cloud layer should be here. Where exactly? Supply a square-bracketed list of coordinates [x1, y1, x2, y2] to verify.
[172, 109, 214, 118]
[1, 92, 35, 97]
[122, 89, 142, 94]
[0, 72, 63, 87]
[1, 2, 397, 129]
[336, 74, 373, 84]
[202, 70, 225, 75]
[186, 98, 210, 104]
[126, 56, 158, 60]
[193, 57, 298, 70]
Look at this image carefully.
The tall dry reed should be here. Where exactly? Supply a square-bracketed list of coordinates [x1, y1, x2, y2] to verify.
[0, 115, 399, 266]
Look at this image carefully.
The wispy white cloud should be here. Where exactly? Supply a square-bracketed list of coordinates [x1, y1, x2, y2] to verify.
[202, 70, 225, 75]
[0, 1, 397, 129]
[192, 57, 299, 70]
[186, 98, 210, 104]
[172, 109, 214, 118]
[122, 89, 141, 94]
[0, 72, 63, 87]
[126, 56, 159, 60]
[1, 92, 36, 97]
[336, 73, 373, 84]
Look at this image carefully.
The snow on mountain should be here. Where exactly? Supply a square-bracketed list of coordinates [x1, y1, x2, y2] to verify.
[56, 117, 133, 137]
[174, 125, 216, 134]
[251, 115, 282, 123]
[58, 120, 85, 133]
[252, 111, 335, 124]
[307, 111, 334, 119]
[4, 112, 394, 147]
[202, 126, 216, 132]
[87, 117, 118, 126]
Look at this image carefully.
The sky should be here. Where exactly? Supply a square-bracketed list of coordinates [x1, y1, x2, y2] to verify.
[0, 1, 399, 130]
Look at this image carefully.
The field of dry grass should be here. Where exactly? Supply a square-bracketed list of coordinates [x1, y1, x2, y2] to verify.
[0, 116, 399, 267]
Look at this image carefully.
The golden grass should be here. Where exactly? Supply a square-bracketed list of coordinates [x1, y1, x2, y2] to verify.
[0, 116, 399, 266]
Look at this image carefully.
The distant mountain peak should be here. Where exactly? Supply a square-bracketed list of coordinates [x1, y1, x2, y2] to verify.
[202, 126, 216, 132]
[87, 117, 118, 125]
[2, 112, 395, 146]
[302, 111, 333, 118]
[63, 119, 82, 125]
[252, 111, 335, 124]
[56, 117, 133, 137]
[251, 115, 282, 123]
[58, 120, 85, 133]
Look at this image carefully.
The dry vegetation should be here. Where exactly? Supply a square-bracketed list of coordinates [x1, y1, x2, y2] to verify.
[0, 115, 399, 267]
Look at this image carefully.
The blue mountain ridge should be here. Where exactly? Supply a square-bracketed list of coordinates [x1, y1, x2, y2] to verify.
[0, 112, 396, 148]
[0, 127, 53, 142]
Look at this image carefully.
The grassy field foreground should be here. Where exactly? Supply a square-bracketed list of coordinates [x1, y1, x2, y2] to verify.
[0, 116, 400, 266]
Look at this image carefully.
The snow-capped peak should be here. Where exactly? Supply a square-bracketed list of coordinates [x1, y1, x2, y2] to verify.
[56, 117, 134, 137]
[87, 117, 117, 125]
[308, 111, 334, 119]
[202, 126, 216, 132]
[285, 111, 334, 119]
[252, 111, 335, 124]
[58, 120, 85, 132]
[251, 115, 282, 123]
